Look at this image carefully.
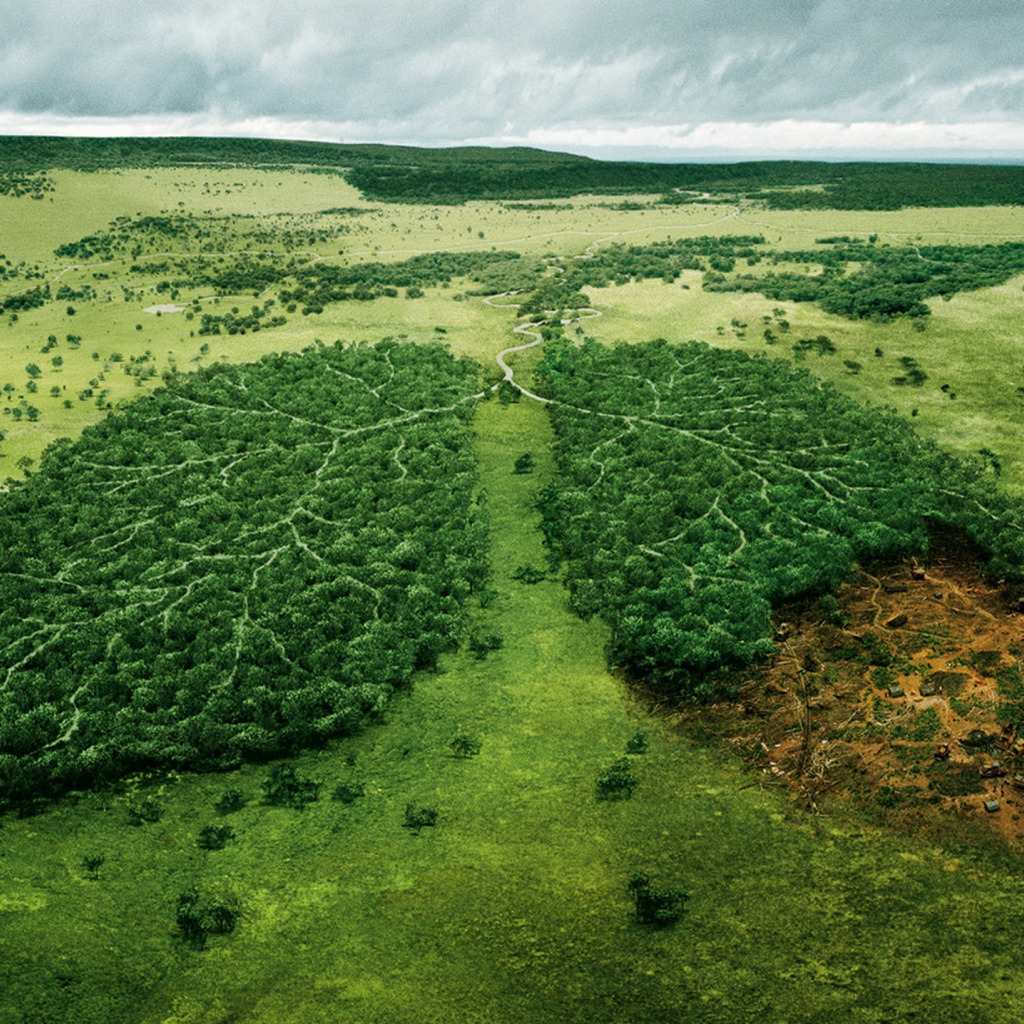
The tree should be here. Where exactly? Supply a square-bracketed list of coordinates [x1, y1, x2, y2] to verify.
[449, 735, 482, 758]
[81, 853, 105, 879]
[261, 765, 320, 809]
[628, 873, 689, 926]
[596, 758, 637, 799]
[331, 780, 365, 803]
[196, 825, 235, 850]
[403, 803, 438, 830]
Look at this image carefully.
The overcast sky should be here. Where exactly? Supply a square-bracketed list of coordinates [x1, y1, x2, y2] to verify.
[2, 0, 1023, 160]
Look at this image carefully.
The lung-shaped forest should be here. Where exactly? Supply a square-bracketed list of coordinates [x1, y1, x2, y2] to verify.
[2, 337, 1023, 806]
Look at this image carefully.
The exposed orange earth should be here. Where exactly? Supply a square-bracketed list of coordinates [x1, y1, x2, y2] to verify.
[658, 527, 1024, 848]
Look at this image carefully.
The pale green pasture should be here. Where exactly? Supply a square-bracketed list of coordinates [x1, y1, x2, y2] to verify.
[579, 273, 1024, 496]
[731, 204, 1024, 248]
[0, 169, 371, 265]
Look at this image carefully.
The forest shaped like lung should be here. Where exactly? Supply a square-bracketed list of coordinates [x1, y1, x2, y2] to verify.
[0, 341, 486, 806]
[535, 338, 1024, 696]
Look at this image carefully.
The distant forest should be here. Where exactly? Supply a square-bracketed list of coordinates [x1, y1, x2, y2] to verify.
[2, 136, 1022, 209]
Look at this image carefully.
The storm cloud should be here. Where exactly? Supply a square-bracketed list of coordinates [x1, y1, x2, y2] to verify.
[2, 0, 1023, 157]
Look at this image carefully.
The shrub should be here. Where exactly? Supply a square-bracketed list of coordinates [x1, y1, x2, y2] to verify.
[126, 797, 163, 826]
[625, 731, 649, 754]
[331, 780, 365, 804]
[175, 886, 241, 949]
[81, 853, 105, 879]
[196, 825, 235, 850]
[214, 788, 247, 815]
[261, 765, 321, 809]
[628, 873, 690, 926]
[449, 735, 482, 758]
[596, 758, 638, 800]
[403, 804, 438, 830]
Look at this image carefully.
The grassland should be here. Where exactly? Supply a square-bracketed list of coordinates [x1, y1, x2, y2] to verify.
[4, 158, 1024, 1022]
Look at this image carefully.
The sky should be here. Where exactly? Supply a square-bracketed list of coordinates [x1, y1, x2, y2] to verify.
[2, 0, 1024, 161]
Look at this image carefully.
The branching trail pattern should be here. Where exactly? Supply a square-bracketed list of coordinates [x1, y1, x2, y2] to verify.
[0, 341, 488, 801]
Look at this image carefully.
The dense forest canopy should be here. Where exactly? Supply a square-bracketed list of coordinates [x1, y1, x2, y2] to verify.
[536, 338, 1024, 696]
[0, 342, 486, 807]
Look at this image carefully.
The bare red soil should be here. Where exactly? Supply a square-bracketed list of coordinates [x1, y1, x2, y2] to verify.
[661, 528, 1024, 848]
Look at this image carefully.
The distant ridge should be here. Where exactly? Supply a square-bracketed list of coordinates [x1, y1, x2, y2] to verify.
[1, 136, 1022, 208]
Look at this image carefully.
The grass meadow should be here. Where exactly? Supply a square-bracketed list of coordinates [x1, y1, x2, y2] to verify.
[3, 166, 1024, 1022]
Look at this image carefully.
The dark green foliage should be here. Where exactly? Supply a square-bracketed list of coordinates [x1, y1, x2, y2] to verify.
[196, 824, 235, 850]
[0, 342, 485, 806]
[792, 335, 836, 358]
[341, 153, 1024, 208]
[331, 780, 365, 803]
[403, 803, 438, 830]
[820, 594, 848, 626]
[862, 633, 893, 667]
[125, 797, 162, 826]
[513, 565, 546, 584]
[214, 788, 247, 815]
[513, 452, 535, 474]
[875, 785, 904, 809]
[175, 886, 240, 950]
[535, 339, 1024, 695]
[596, 758, 638, 799]
[448, 734, 482, 758]
[628, 872, 689, 926]
[467, 633, 503, 660]
[261, 765, 320, 809]
[81, 853, 104, 878]
[625, 731, 650, 754]
[497, 380, 520, 404]
[925, 762, 986, 797]
[3, 139, 1024, 209]
[705, 240, 1024, 322]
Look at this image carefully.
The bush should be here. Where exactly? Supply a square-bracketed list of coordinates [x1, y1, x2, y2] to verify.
[81, 853, 105, 879]
[449, 735, 482, 758]
[261, 765, 321, 809]
[196, 824, 235, 850]
[331, 780, 365, 804]
[468, 633, 503, 659]
[126, 797, 163, 826]
[403, 804, 438, 830]
[628, 873, 690, 926]
[214, 788, 247, 815]
[596, 758, 638, 800]
[176, 886, 241, 949]
[625, 731, 649, 754]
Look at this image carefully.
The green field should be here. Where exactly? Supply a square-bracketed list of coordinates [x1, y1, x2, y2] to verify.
[4, 152, 1024, 1023]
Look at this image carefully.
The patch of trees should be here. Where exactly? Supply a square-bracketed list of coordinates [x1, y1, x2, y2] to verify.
[535, 338, 1024, 697]
[0, 341, 487, 808]
[0, 136, 584, 176]
[511, 237, 767, 318]
[0, 171, 54, 199]
[196, 303, 288, 335]
[704, 240, 1024, 322]
[55, 211, 354, 273]
[0, 285, 50, 314]
[278, 251, 527, 309]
